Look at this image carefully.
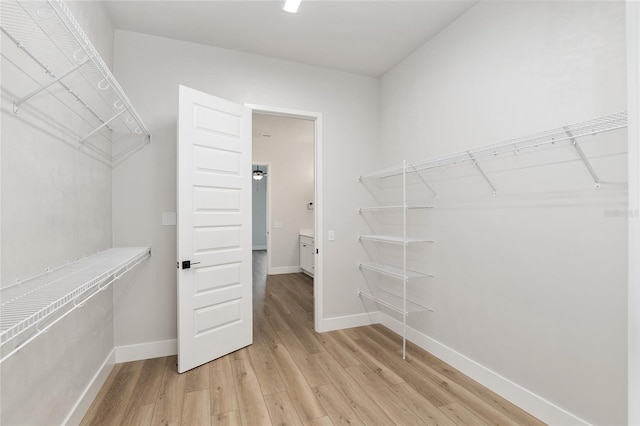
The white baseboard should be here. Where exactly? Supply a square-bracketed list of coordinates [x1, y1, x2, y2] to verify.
[269, 266, 302, 275]
[115, 339, 177, 363]
[379, 313, 588, 426]
[64, 348, 116, 426]
[320, 311, 380, 332]
[252, 246, 267, 251]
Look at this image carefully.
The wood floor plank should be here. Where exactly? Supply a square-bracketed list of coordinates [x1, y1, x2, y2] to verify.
[121, 357, 167, 425]
[353, 337, 454, 407]
[430, 363, 546, 426]
[182, 390, 212, 426]
[152, 355, 186, 426]
[440, 402, 488, 426]
[80, 364, 122, 426]
[270, 342, 326, 421]
[348, 337, 405, 386]
[211, 411, 242, 426]
[232, 357, 265, 408]
[277, 327, 331, 388]
[388, 382, 458, 426]
[313, 384, 364, 426]
[186, 363, 211, 393]
[303, 416, 334, 426]
[317, 331, 363, 368]
[312, 351, 394, 425]
[248, 340, 287, 396]
[88, 360, 144, 426]
[209, 356, 239, 415]
[238, 402, 273, 426]
[345, 364, 426, 425]
[403, 349, 521, 426]
[264, 391, 304, 426]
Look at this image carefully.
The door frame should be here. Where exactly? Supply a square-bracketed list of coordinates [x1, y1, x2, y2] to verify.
[246, 103, 325, 333]
[251, 162, 272, 270]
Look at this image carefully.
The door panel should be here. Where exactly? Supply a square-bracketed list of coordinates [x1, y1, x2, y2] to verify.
[177, 85, 252, 373]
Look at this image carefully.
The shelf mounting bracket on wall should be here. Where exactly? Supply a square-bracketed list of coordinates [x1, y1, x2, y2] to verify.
[80, 107, 130, 143]
[12, 57, 90, 114]
[468, 151, 498, 195]
[564, 127, 602, 188]
[407, 162, 438, 198]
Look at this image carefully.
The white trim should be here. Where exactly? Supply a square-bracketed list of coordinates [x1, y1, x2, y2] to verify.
[64, 348, 116, 426]
[116, 339, 177, 363]
[246, 103, 325, 333]
[269, 266, 302, 275]
[627, 2, 640, 425]
[321, 311, 380, 332]
[252, 161, 272, 273]
[379, 313, 589, 426]
[252, 246, 267, 251]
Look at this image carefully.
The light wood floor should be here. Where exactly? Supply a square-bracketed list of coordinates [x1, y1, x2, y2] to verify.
[81, 251, 545, 426]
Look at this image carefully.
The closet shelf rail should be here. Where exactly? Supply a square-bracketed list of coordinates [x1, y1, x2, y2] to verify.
[0, 0, 151, 143]
[0, 247, 151, 363]
[358, 288, 432, 316]
[360, 111, 627, 180]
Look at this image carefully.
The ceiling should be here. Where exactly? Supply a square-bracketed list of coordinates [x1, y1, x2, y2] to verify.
[104, 0, 477, 77]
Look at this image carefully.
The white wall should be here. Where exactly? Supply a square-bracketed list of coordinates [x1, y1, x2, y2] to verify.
[378, 2, 627, 425]
[253, 114, 314, 271]
[0, 1, 116, 423]
[252, 165, 268, 250]
[111, 30, 378, 348]
[627, 2, 640, 424]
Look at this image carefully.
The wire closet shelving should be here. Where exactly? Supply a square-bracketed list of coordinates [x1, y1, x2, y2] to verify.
[356, 112, 628, 360]
[0, 247, 151, 363]
[0, 0, 151, 158]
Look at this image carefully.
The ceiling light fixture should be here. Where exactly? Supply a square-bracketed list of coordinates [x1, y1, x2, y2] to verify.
[253, 168, 265, 180]
[282, 0, 302, 14]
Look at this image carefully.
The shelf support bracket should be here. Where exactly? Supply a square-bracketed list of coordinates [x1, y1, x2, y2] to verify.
[80, 107, 129, 143]
[468, 152, 498, 195]
[564, 128, 601, 188]
[13, 58, 90, 113]
[407, 163, 438, 198]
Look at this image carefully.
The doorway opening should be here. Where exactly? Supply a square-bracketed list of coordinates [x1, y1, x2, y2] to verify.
[249, 105, 324, 332]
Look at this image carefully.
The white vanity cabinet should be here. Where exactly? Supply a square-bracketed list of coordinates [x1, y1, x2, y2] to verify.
[299, 234, 315, 277]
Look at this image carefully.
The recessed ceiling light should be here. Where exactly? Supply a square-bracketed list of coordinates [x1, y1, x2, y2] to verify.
[282, 0, 302, 14]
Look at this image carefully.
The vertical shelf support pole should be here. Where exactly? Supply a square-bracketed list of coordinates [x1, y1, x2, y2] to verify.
[468, 151, 498, 195]
[402, 160, 408, 360]
[564, 128, 602, 188]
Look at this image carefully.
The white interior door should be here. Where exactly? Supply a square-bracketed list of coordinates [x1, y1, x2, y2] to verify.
[177, 85, 252, 373]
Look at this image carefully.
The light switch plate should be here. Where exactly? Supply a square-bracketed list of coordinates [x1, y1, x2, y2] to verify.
[273, 221, 282, 229]
[162, 212, 177, 226]
[328, 230, 335, 241]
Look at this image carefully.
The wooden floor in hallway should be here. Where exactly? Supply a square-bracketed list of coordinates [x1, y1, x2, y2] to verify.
[81, 250, 545, 426]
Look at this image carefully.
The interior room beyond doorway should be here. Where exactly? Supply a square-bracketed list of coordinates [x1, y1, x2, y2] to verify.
[252, 113, 315, 277]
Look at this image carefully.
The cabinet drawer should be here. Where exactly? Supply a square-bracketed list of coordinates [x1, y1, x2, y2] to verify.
[300, 235, 314, 246]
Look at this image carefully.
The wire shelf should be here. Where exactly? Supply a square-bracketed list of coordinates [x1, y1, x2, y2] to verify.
[358, 205, 433, 213]
[0, 0, 151, 143]
[361, 112, 627, 179]
[359, 234, 434, 245]
[358, 288, 432, 316]
[358, 262, 433, 280]
[0, 247, 150, 360]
